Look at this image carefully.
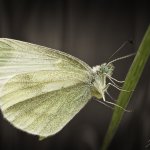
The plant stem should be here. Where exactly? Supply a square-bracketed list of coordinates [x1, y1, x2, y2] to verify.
[101, 25, 150, 150]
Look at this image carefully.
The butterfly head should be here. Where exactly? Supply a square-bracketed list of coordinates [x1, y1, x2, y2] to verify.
[93, 63, 115, 77]
[100, 63, 114, 76]
[92, 63, 115, 99]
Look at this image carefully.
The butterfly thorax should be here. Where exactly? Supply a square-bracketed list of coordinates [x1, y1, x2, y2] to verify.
[91, 63, 114, 99]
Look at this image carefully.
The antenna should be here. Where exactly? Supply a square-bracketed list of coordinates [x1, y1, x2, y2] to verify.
[108, 40, 133, 61]
[107, 53, 136, 65]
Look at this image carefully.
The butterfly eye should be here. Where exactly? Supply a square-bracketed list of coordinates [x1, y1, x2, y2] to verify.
[105, 63, 115, 76]
[103, 66, 107, 72]
[99, 67, 104, 74]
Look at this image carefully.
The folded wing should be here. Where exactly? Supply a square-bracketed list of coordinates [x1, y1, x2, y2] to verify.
[0, 38, 93, 137]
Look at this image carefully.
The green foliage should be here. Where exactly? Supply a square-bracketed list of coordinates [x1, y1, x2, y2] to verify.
[101, 25, 150, 150]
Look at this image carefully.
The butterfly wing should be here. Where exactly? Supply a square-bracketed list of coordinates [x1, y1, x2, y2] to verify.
[0, 38, 92, 91]
[0, 38, 93, 137]
[0, 71, 91, 137]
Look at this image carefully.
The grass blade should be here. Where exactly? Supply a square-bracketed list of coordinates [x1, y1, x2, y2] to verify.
[101, 25, 150, 150]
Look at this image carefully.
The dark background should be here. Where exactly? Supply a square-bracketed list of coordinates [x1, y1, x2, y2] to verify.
[0, 0, 150, 150]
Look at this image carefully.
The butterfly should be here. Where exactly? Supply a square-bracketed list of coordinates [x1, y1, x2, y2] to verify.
[0, 38, 133, 139]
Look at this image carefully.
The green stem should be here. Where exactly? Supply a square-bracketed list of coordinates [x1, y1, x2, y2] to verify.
[101, 25, 150, 150]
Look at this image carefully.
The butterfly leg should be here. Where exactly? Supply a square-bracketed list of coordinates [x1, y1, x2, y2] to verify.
[104, 83, 131, 92]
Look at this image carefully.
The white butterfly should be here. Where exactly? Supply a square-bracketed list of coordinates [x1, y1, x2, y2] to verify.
[0, 38, 132, 139]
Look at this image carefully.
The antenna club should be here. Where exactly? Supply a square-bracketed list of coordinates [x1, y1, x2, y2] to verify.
[128, 40, 134, 44]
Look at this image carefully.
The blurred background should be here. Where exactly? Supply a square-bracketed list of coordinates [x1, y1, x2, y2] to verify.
[0, 0, 150, 150]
